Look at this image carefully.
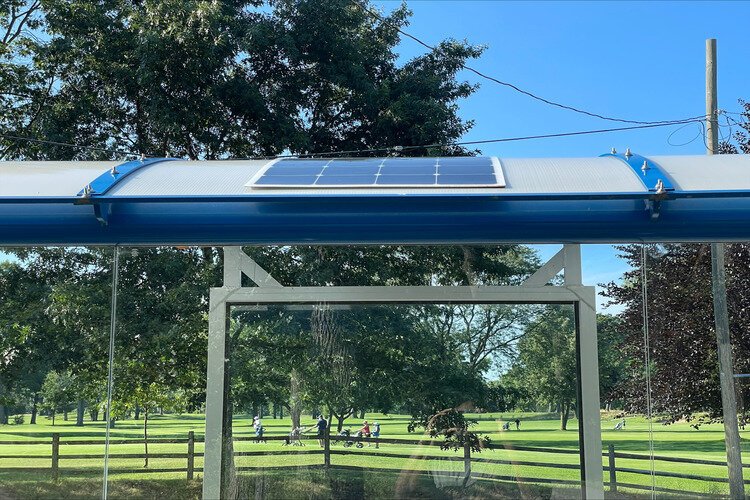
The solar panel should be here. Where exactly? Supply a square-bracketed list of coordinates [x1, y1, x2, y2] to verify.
[249, 157, 504, 189]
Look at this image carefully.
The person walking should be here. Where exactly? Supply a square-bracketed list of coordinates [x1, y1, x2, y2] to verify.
[372, 421, 381, 448]
[515, 418, 520, 430]
[316, 415, 328, 447]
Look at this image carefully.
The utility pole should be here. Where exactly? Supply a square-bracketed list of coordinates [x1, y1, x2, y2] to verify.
[707, 38, 745, 500]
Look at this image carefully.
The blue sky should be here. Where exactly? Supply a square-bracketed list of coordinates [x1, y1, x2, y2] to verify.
[372, 0, 749, 310]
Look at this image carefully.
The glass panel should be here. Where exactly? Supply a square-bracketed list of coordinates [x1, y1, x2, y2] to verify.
[642, 243, 735, 496]
[600, 243, 746, 497]
[223, 297, 582, 499]
[591, 243, 656, 496]
[0, 247, 112, 497]
[107, 247, 215, 497]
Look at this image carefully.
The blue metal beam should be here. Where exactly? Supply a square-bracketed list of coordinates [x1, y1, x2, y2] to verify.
[601, 150, 674, 193]
[76, 157, 178, 197]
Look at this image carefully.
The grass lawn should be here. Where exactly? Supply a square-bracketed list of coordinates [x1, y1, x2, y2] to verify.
[0, 411, 743, 498]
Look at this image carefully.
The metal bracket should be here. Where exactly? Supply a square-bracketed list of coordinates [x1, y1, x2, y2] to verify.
[77, 157, 178, 198]
[601, 150, 674, 193]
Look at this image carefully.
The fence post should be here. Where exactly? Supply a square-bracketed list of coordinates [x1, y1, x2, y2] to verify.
[187, 431, 195, 480]
[608, 443, 617, 492]
[51, 433, 60, 481]
[463, 439, 471, 483]
[324, 427, 331, 468]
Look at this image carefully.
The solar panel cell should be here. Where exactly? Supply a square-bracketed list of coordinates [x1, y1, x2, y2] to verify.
[324, 164, 381, 175]
[377, 174, 437, 185]
[316, 175, 377, 185]
[437, 165, 494, 175]
[437, 174, 498, 185]
[379, 165, 437, 175]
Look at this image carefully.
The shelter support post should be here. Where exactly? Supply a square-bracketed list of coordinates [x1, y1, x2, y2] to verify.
[577, 286, 604, 499]
[202, 291, 226, 500]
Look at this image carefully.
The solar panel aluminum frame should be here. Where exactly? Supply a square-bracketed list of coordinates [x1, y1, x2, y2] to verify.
[244, 156, 506, 190]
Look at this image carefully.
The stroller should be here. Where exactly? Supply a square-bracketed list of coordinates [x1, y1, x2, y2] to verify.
[283, 426, 304, 446]
[335, 428, 353, 447]
[352, 430, 365, 449]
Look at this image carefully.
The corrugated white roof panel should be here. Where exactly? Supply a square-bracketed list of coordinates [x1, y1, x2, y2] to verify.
[107, 160, 269, 196]
[500, 156, 645, 193]
[0, 161, 119, 197]
[651, 154, 750, 191]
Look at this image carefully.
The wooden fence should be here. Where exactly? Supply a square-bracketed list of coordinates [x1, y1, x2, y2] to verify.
[0, 432, 740, 496]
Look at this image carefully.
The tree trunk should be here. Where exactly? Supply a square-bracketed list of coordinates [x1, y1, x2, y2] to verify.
[0, 405, 6, 425]
[89, 408, 98, 422]
[31, 394, 38, 424]
[63, 409, 68, 421]
[560, 401, 570, 431]
[359, 409, 365, 419]
[547, 402, 553, 413]
[337, 414, 345, 432]
[109, 418, 115, 429]
[51, 411, 56, 426]
[279, 405, 284, 419]
[289, 369, 302, 429]
[143, 411, 149, 468]
[134, 404, 140, 420]
[76, 400, 85, 426]
[273, 405, 278, 419]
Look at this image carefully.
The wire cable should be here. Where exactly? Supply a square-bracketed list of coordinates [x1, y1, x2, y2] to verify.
[284, 117, 706, 158]
[0, 133, 138, 157]
[359, 3, 704, 126]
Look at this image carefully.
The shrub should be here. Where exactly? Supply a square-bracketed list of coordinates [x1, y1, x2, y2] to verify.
[13, 414, 24, 425]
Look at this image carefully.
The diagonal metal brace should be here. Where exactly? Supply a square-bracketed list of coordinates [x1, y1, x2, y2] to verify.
[522, 244, 582, 287]
[223, 247, 282, 288]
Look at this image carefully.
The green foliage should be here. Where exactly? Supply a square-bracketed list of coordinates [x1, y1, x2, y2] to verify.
[1, 0, 483, 160]
[407, 408, 489, 453]
[40, 370, 75, 425]
[603, 243, 750, 426]
[503, 306, 578, 429]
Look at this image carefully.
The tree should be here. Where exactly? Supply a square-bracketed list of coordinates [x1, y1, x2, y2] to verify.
[602, 244, 750, 425]
[40, 370, 75, 425]
[596, 314, 629, 411]
[506, 306, 578, 430]
[1, 0, 482, 161]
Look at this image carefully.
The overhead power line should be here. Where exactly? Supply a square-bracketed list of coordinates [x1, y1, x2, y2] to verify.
[0, 133, 138, 156]
[358, 4, 702, 126]
[0, 115, 721, 160]
[289, 117, 708, 158]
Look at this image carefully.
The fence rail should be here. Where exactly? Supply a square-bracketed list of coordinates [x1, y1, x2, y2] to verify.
[0, 431, 735, 495]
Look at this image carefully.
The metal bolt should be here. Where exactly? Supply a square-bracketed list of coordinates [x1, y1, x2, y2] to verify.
[655, 179, 666, 194]
[625, 148, 632, 158]
[82, 185, 93, 197]
[140, 153, 145, 162]
[641, 160, 650, 173]
[611, 148, 617, 154]
[110, 166, 119, 176]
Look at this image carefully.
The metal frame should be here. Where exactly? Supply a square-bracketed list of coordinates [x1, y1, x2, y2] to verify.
[202, 245, 603, 500]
